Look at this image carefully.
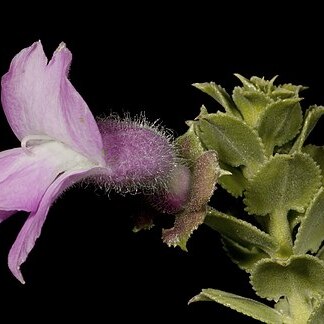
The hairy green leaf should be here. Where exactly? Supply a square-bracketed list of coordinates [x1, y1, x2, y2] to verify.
[235, 74, 258, 90]
[303, 145, 324, 185]
[274, 297, 290, 318]
[192, 82, 241, 117]
[218, 162, 248, 197]
[235, 74, 305, 99]
[176, 119, 205, 162]
[294, 187, 324, 254]
[232, 75, 304, 130]
[189, 288, 284, 324]
[245, 153, 321, 216]
[317, 245, 324, 261]
[196, 112, 266, 178]
[206, 209, 278, 254]
[258, 99, 302, 156]
[162, 151, 219, 250]
[232, 87, 272, 127]
[250, 255, 324, 301]
[278, 83, 307, 96]
[291, 105, 324, 152]
[222, 237, 269, 272]
[308, 299, 324, 324]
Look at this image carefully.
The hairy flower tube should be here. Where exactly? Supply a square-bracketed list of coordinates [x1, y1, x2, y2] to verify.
[0, 41, 182, 283]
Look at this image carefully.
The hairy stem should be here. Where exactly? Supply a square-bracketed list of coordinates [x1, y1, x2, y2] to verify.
[288, 291, 312, 324]
[268, 209, 293, 258]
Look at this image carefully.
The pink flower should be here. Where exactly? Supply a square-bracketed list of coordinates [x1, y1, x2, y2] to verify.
[0, 42, 179, 283]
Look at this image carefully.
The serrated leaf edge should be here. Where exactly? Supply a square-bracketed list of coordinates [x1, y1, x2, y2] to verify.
[189, 288, 284, 324]
[244, 152, 322, 216]
[200, 111, 267, 176]
[249, 255, 324, 302]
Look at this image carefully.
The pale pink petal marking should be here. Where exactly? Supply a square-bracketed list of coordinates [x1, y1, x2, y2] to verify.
[0, 141, 93, 212]
[1, 41, 105, 165]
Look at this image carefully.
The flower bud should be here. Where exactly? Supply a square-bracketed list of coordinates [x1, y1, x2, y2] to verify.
[97, 116, 178, 193]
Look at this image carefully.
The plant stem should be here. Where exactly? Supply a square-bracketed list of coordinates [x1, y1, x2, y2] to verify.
[288, 290, 312, 324]
[268, 209, 293, 258]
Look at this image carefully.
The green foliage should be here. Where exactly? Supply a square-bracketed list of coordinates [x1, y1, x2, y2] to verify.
[217, 162, 248, 197]
[308, 299, 324, 324]
[258, 99, 303, 156]
[206, 209, 278, 255]
[162, 151, 219, 250]
[189, 288, 285, 324]
[250, 256, 324, 323]
[221, 237, 269, 272]
[192, 82, 241, 117]
[232, 86, 271, 127]
[294, 188, 324, 254]
[291, 105, 324, 152]
[195, 112, 266, 178]
[302, 145, 324, 185]
[244, 153, 321, 216]
[186, 75, 324, 322]
[251, 255, 324, 301]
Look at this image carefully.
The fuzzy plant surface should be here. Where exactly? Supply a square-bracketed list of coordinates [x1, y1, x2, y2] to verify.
[0, 42, 186, 283]
[181, 75, 324, 323]
[2, 42, 324, 323]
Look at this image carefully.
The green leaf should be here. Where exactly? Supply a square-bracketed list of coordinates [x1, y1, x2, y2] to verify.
[234, 74, 258, 90]
[258, 99, 303, 156]
[232, 75, 305, 130]
[189, 288, 284, 324]
[294, 187, 324, 254]
[274, 297, 290, 318]
[222, 237, 269, 272]
[291, 105, 324, 152]
[232, 87, 272, 127]
[206, 209, 278, 254]
[316, 245, 324, 261]
[280, 83, 307, 94]
[196, 112, 266, 178]
[288, 210, 304, 232]
[162, 151, 219, 250]
[308, 299, 324, 324]
[176, 118, 205, 162]
[235, 75, 305, 98]
[271, 88, 298, 100]
[192, 82, 241, 117]
[272, 83, 306, 100]
[250, 255, 324, 301]
[303, 145, 324, 185]
[251, 256, 324, 323]
[245, 153, 321, 216]
[218, 162, 248, 197]
[251, 75, 278, 93]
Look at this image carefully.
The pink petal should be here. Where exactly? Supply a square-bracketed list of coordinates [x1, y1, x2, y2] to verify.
[0, 148, 62, 212]
[7, 168, 97, 283]
[1, 41, 105, 165]
[0, 141, 96, 212]
[0, 210, 14, 223]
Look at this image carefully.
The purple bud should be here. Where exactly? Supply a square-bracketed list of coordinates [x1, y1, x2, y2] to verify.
[97, 116, 177, 193]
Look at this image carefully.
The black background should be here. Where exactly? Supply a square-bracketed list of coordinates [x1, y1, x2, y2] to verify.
[0, 14, 323, 323]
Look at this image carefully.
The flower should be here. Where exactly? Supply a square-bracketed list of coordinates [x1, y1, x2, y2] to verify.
[0, 41, 177, 283]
